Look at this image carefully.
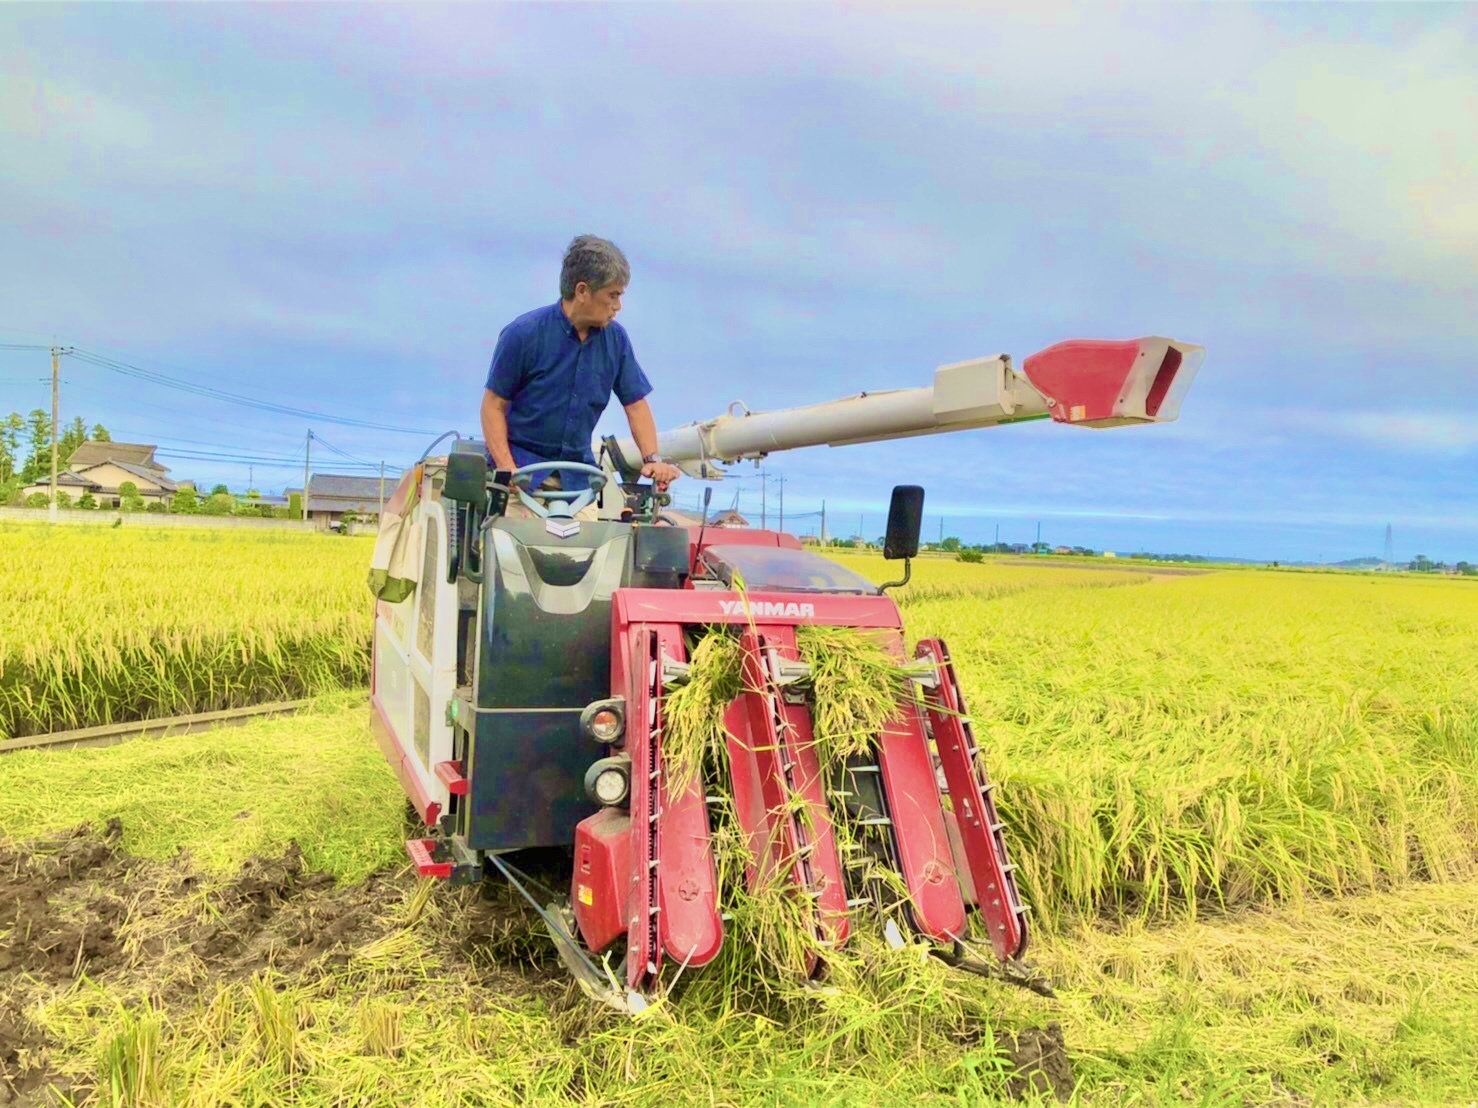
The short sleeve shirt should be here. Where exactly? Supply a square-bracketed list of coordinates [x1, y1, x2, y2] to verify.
[485, 303, 653, 490]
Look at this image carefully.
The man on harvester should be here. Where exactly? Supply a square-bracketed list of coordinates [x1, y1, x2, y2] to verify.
[480, 235, 682, 520]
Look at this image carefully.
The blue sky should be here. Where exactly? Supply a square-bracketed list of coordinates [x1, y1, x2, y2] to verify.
[1, 4, 1473, 561]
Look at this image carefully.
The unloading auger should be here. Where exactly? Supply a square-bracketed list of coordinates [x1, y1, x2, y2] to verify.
[368, 336, 1203, 1010]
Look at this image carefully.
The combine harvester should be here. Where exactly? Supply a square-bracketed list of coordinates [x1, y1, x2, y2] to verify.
[369, 337, 1203, 1010]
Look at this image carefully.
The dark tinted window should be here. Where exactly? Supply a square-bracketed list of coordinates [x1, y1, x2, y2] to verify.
[701, 545, 878, 594]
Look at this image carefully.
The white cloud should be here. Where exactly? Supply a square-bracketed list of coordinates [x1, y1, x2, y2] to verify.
[1279, 408, 1478, 454]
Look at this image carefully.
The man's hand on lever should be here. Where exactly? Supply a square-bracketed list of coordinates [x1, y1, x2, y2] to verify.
[640, 458, 682, 489]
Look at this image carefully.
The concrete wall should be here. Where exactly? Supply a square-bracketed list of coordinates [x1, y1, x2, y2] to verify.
[0, 508, 317, 531]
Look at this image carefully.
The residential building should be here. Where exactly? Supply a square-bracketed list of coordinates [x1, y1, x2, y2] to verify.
[304, 473, 390, 530]
[19, 442, 179, 508]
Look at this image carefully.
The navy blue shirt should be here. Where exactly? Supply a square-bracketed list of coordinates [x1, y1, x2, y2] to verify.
[485, 302, 652, 490]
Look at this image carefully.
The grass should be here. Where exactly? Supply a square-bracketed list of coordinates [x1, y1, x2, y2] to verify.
[0, 689, 402, 883]
[0, 524, 374, 739]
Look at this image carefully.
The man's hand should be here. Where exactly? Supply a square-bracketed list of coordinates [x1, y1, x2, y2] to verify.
[641, 460, 682, 488]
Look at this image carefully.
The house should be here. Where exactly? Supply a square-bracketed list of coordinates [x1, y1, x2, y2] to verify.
[1054, 545, 1072, 555]
[20, 442, 179, 508]
[708, 509, 750, 529]
[304, 473, 390, 530]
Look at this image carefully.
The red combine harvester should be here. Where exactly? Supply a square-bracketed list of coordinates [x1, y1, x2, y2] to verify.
[369, 337, 1203, 1010]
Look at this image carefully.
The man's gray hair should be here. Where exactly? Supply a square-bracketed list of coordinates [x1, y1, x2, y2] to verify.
[560, 235, 630, 300]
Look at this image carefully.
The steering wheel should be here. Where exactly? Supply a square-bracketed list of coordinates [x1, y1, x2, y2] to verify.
[508, 461, 608, 519]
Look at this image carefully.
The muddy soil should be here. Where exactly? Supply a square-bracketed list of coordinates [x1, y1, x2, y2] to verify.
[1005, 1022, 1075, 1101]
[0, 821, 560, 1105]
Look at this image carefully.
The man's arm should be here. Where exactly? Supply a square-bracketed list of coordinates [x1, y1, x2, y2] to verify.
[623, 398, 681, 486]
[480, 390, 518, 471]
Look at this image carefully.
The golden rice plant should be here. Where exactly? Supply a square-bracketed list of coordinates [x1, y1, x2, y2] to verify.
[0, 524, 373, 738]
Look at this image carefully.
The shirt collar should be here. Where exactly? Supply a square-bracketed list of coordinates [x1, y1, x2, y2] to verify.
[552, 301, 579, 339]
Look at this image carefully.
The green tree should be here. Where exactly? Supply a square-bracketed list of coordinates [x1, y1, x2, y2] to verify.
[202, 492, 233, 516]
[118, 480, 145, 513]
[958, 549, 984, 563]
[21, 409, 50, 484]
[211, 483, 230, 496]
[939, 536, 961, 552]
[24, 491, 49, 508]
[78, 491, 97, 510]
[170, 484, 199, 513]
[288, 492, 303, 519]
[145, 501, 165, 513]
[91, 424, 111, 442]
[60, 415, 88, 464]
[1457, 562, 1476, 576]
[56, 491, 72, 509]
[0, 412, 22, 483]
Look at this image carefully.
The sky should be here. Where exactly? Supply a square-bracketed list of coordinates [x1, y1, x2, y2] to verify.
[1, 3, 1473, 562]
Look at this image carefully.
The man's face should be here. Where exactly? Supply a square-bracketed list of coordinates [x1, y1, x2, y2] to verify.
[577, 282, 624, 328]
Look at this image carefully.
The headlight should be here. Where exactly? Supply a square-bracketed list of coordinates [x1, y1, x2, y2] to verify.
[580, 698, 626, 745]
[584, 755, 631, 807]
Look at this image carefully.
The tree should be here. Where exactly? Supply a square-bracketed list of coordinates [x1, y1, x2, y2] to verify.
[0, 412, 22, 483]
[1410, 554, 1433, 573]
[56, 491, 72, 509]
[118, 480, 145, 513]
[958, 549, 984, 563]
[210, 483, 230, 496]
[202, 492, 234, 516]
[60, 416, 88, 464]
[1457, 562, 1477, 576]
[170, 484, 199, 514]
[939, 536, 961, 552]
[91, 424, 111, 442]
[24, 491, 49, 508]
[145, 501, 165, 513]
[288, 492, 303, 519]
[78, 491, 97, 510]
[21, 409, 50, 484]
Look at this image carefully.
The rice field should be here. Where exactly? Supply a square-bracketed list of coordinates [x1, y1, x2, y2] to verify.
[0, 524, 373, 739]
[2, 523, 1476, 1104]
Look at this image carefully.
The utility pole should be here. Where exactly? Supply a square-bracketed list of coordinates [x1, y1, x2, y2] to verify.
[858, 512, 863, 541]
[302, 430, 312, 523]
[776, 473, 785, 533]
[249, 464, 254, 490]
[820, 499, 827, 545]
[1036, 520, 1042, 554]
[939, 516, 944, 544]
[994, 522, 1000, 550]
[760, 466, 767, 530]
[378, 460, 386, 522]
[49, 344, 72, 524]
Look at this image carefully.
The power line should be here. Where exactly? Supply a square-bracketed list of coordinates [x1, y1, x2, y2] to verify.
[67, 348, 440, 435]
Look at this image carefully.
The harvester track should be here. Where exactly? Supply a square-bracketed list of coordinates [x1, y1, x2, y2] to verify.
[0, 699, 312, 755]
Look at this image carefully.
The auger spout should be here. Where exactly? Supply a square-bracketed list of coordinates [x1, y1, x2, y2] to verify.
[609, 336, 1203, 478]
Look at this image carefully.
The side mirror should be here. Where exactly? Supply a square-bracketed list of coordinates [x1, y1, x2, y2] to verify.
[443, 440, 489, 505]
[883, 485, 924, 561]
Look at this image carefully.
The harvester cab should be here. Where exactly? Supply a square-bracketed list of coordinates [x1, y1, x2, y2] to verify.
[369, 335, 1202, 1010]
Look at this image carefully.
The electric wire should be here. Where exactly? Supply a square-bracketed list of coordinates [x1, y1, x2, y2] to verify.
[68, 348, 440, 435]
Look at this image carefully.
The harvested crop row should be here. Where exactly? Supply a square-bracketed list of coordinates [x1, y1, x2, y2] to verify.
[0, 525, 373, 738]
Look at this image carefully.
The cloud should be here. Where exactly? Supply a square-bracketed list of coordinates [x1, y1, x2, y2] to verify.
[1279, 409, 1478, 455]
